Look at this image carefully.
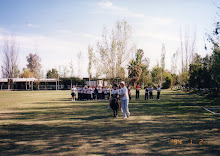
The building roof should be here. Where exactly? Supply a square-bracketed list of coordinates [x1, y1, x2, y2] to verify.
[0, 78, 60, 82]
[37, 79, 58, 82]
[10, 78, 36, 82]
[0, 78, 8, 82]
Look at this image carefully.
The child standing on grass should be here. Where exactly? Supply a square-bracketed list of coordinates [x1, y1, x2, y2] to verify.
[77, 86, 82, 101]
[145, 86, 149, 100]
[92, 86, 95, 100]
[102, 87, 105, 100]
[104, 86, 107, 100]
[157, 85, 161, 100]
[83, 85, 88, 100]
[107, 86, 111, 100]
[81, 85, 84, 100]
[94, 87, 98, 100]
[127, 85, 131, 100]
[148, 85, 153, 100]
[98, 86, 102, 100]
[136, 83, 140, 99]
[71, 85, 77, 101]
[87, 86, 93, 100]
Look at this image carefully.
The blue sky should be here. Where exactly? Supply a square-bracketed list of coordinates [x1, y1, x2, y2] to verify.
[0, 0, 219, 77]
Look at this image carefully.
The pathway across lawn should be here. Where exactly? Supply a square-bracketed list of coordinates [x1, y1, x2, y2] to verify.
[0, 90, 219, 155]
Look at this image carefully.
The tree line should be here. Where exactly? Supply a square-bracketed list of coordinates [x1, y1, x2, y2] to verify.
[1, 10, 220, 92]
[1, 36, 42, 79]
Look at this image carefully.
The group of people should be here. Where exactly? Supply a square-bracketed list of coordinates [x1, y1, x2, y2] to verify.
[135, 83, 161, 100]
[71, 85, 112, 101]
[71, 82, 161, 119]
[108, 81, 130, 119]
[71, 82, 130, 119]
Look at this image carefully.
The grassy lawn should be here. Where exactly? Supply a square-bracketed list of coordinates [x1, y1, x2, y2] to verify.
[0, 89, 219, 155]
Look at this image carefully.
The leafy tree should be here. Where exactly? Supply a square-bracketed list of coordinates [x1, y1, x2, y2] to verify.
[189, 53, 213, 89]
[128, 60, 142, 85]
[192, 53, 202, 64]
[178, 72, 189, 87]
[128, 49, 149, 86]
[26, 53, 42, 78]
[140, 57, 150, 87]
[46, 68, 59, 78]
[151, 66, 162, 84]
[94, 19, 135, 79]
[189, 63, 202, 88]
[210, 47, 220, 89]
[162, 73, 172, 89]
[136, 49, 144, 64]
[171, 74, 178, 87]
[206, 12, 220, 92]
[20, 68, 34, 78]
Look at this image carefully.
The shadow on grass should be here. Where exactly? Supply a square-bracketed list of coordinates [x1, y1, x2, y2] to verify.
[0, 90, 219, 155]
[0, 117, 219, 155]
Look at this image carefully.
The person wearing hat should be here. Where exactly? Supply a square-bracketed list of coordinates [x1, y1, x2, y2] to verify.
[119, 81, 130, 119]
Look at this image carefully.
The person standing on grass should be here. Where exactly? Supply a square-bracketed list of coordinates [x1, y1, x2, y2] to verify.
[103, 86, 107, 100]
[145, 86, 149, 100]
[119, 81, 130, 119]
[98, 86, 102, 100]
[77, 86, 82, 101]
[107, 86, 111, 100]
[82, 84, 88, 100]
[94, 86, 98, 100]
[71, 85, 77, 101]
[136, 83, 140, 99]
[102, 86, 105, 100]
[80, 86, 84, 100]
[157, 85, 161, 100]
[127, 84, 131, 100]
[87, 86, 93, 100]
[92, 86, 95, 100]
[148, 85, 153, 100]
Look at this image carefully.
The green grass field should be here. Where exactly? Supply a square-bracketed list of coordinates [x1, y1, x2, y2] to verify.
[0, 90, 219, 155]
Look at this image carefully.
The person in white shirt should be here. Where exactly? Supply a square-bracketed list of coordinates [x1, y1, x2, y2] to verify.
[127, 85, 131, 100]
[148, 85, 153, 100]
[94, 87, 98, 100]
[107, 86, 111, 100]
[157, 85, 161, 100]
[83, 85, 88, 100]
[144, 86, 149, 100]
[107, 84, 119, 109]
[92, 86, 95, 100]
[98, 86, 102, 100]
[119, 81, 130, 119]
[80, 86, 84, 100]
[111, 85, 119, 98]
[102, 87, 105, 100]
[71, 85, 77, 101]
[103, 86, 108, 100]
[87, 86, 93, 100]
[77, 86, 82, 100]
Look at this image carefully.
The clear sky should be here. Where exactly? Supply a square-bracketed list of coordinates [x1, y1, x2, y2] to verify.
[0, 0, 219, 78]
